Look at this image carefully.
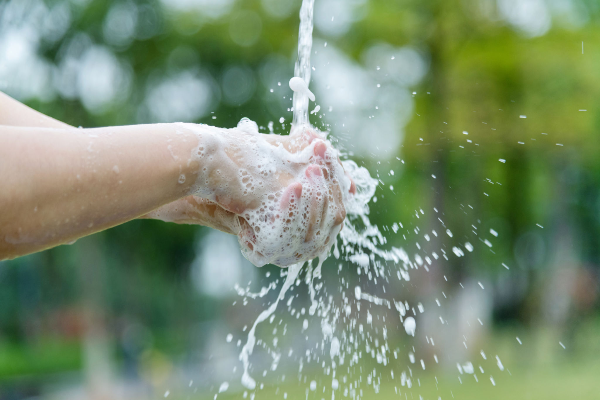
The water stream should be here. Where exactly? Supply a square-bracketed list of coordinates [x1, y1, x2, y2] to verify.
[235, 1, 504, 398]
[236, 0, 402, 395]
[291, 0, 315, 127]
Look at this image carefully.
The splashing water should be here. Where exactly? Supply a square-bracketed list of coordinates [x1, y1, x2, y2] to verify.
[236, 1, 506, 398]
[238, 1, 323, 389]
[239, 262, 303, 390]
[236, 0, 411, 393]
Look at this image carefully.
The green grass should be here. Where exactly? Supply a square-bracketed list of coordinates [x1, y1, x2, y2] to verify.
[186, 357, 600, 400]
[0, 338, 82, 378]
[184, 324, 600, 400]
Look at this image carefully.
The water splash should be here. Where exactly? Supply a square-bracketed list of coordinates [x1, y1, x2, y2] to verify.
[237, 0, 410, 392]
[236, 0, 503, 397]
[239, 262, 303, 390]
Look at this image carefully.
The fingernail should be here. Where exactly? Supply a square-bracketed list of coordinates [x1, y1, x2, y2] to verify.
[306, 164, 322, 177]
[314, 141, 327, 158]
[293, 182, 303, 198]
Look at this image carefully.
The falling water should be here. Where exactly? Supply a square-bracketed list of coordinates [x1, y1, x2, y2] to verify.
[236, 0, 399, 393]
[292, 0, 315, 127]
[238, 0, 320, 390]
[237, 3, 319, 385]
[239, 263, 303, 390]
[234, 0, 507, 398]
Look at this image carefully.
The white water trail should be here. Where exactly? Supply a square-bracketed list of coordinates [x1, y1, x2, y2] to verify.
[237, 0, 409, 392]
[234, 0, 504, 394]
[239, 0, 317, 389]
[292, 0, 315, 127]
[239, 262, 303, 389]
[239, 0, 322, 390]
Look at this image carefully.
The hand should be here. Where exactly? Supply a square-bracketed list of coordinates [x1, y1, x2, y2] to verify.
[143, 196, 242, 236]
[148, 122, 356, 268]
[218, 124, 355, 267]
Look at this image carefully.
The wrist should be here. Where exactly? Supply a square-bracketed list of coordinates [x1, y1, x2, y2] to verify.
[176, 123, 247, 207]
[162, 123, 207, 198]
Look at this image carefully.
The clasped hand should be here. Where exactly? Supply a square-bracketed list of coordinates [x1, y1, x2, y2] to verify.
[148, 124, 356, 267]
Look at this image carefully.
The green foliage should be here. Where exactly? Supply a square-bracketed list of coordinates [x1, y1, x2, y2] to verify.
[2, 0, 600, 385]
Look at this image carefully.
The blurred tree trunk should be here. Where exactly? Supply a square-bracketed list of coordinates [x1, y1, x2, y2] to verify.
[418, 0, 495, 367]
[416, 0, 455, 367]
[539, 159, 581, 357]
[75, 234, 115, 400]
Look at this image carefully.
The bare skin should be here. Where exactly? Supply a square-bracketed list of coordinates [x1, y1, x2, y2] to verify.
[0, 92, 355, 263]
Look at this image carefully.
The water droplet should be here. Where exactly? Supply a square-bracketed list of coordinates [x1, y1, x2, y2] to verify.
[404, 317, 416, 336]
[219, 382, 229, 393]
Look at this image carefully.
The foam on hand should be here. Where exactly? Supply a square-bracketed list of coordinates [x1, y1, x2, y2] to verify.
[181, 119, 351, 268]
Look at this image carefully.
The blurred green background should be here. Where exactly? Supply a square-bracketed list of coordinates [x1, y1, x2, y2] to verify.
[1, 0, 600, 399]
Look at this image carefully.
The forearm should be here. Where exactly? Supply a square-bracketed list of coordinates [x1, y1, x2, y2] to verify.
[0, 91, 235, 230]
[0, 92, 354, 267]
[0, 123, 201, 259]
[0, 91, 251, 254]
[0, 91, 69, 128]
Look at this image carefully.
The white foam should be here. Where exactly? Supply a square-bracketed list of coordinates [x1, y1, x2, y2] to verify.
[181, 121, 351, 268]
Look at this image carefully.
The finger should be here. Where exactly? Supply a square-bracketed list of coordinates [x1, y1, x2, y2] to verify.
[313, 140, 335, 168]
[330, 181, 346, 226]
[304, 164, 323, 242]
[280, 182, 303, 212]
[313, 140, 337, 184]
[238, 217, 257, 251]
[312, 141, 330, 181]
[291, 125, 319, 141]
[302, 127, 321, 143]
[305, 164, 323, 179]
[289, 127, 323, 153]
[320, 186, 330, 229]
[313, 140, 327, 159]
[334, 156, 356, 195]
[305, 192, 318, 243]
[347, 173, 357, 195]
[309, 162, 331, 231]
